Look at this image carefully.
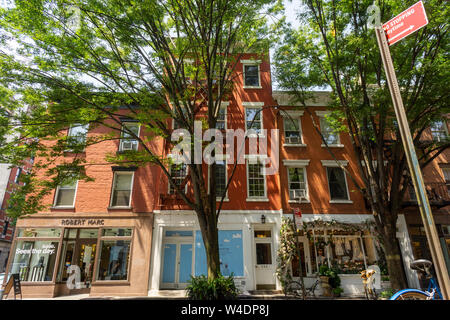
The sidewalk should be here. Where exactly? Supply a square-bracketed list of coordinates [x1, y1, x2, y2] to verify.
[15, 290, 366, 300]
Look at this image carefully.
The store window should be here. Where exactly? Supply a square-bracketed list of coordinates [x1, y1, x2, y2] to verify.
[110, 171, 134, 207]
[9, 228, 61, 282]
[96, 228, 132, 281]
[305, 228, 378, 275]
[119, 122, 140, 151]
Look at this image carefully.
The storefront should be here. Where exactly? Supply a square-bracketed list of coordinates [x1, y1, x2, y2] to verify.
[3, 212, 153, 298]
[148, 210, 283, 294]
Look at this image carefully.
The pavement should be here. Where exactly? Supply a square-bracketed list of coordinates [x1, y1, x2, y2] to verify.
[11, 290, 366, 300]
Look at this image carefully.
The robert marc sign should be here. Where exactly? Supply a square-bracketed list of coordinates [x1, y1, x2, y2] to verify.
[60, 219, 105, 226]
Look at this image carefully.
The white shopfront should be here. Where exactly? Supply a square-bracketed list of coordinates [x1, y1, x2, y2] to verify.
[148, 210, 283, 295]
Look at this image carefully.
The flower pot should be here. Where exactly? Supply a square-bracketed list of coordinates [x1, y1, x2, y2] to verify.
[320, 276, 332, 297]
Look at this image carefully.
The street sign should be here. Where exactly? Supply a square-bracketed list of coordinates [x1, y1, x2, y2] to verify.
[293, 207, 302, 230]
[382, 1, 428, 46]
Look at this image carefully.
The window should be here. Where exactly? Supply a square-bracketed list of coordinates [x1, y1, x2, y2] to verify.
[110, 172, 134, 207]
[67, 123, 89, 149]
[442, 168, 450, 195]
[96, 228, 132, 281]
[214, 160, 227, 198]
[247, 160, 266, 198]
[243, 64, 260, 87]
[9, 228, 61, 282]
[14, 167, 22, 183]
[54, 173, 78, 207]
[245, 107, 263, 135]
[169, 163, 188, 194]
[283, 116, 302, 144]
[216, 106, 227, 130]
[287, 167, 308, 201]
[119, 122, 140, 151]
[326, 167, 349, 201]
[320, 116, 340, 145]
[431, 120, 448, 142]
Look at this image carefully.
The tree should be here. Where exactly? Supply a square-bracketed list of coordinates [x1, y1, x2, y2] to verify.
[0, 0, 283, 282]
[274, 0, 449, 290]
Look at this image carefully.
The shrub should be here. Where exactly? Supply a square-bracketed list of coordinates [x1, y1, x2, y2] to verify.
[380, 289, 395, 299]
[186, 273, 239, 300]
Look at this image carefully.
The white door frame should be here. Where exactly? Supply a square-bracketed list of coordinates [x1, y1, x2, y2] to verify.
[252, 224, 276, 289]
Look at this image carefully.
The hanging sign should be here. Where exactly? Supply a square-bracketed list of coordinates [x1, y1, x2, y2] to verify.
[382, 1, 428, 46]
[293, 207, 303, 230]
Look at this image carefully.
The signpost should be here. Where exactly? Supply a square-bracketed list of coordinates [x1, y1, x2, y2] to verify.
[375, 1, 450, 299]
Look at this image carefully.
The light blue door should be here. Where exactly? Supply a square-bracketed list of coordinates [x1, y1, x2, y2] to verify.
[179, 244, 193, 283]
[162, 244, 176, 283]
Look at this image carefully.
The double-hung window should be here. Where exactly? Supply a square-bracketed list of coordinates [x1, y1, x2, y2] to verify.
[169, 163, 188, 194]
[67, 123, 89, 150]
[244, 103, 264, 135]
[283, 113, 303, 145]
[215, 106, 227, 130]
[54, 171, 78, 207]
[247, 158, 267, 199]
[321, 160, 351, 203]
[119, 122, 140, 152]
[287, 167, 308, 201]
[431, 120, 448, 142]
[242, 60, 261, 88]
[210, 159, 227, 199]
[110, 171, 134, 207]
[316, 111, 341, 146]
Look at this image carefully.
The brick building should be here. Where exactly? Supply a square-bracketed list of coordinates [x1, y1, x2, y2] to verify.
[2, 52, 449, 298]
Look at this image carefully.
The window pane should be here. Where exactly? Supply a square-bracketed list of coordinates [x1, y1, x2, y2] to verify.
[96, 240, 131, 281]
[55, 188, 76, 206]
[170, 164, 187, 194]
[114, 173, 133, 190]
[327, 167, 348, 200]
[10, 241, 59, 282]
[248, 162, 265, 197]
[288, 167, 306, 200]
[111, 173, 133, 207]
[431, 121, 447, 141]
[329, 236, 366, 274]
[215, 161, 226, 196]
[284, 117, 301, 143]
[102, 228, 132, 237]
[246, 108, 262, 134]
[244, 65, 259, 87]
[320, 117, 339, 144]
[256, 243, 272, 264]
[17, 228, 62, 238]
[120, 123, 139, 151]
[254, 230, 271, 238]
[216, 107, 226, 130]
[68, 124, 89, 145]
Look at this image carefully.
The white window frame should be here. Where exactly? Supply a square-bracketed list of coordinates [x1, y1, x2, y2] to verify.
[430, 120, 449, 142]
[315, 111, 343, 148]
[119, 122, 141, 152]
[53, 178, 79, 208]
[168, 163, 189, 195]
[283, 159, 310, 203]
[215, 102, 229, 131]
[283, 110, 306, 147]
[208, 156, 229, 201]
[66, 123, 89, 152]
[109, 171, 135, 208]
[321, 160, 352, 203]
[241, 60, 262, 89]
[245, 155, 268, 202]
[244, 102, 264, 137]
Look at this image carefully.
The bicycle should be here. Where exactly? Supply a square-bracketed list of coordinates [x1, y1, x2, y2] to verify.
[284, 278, 320, 299]
[390, 259, 443, 300]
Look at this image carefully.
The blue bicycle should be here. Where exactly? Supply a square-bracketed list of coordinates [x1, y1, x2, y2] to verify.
[390, 259, 443, 300]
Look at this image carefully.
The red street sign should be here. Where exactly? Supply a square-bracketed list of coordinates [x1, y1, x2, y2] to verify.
[293, 207, 302, 218]
[382, 1, 428, 46]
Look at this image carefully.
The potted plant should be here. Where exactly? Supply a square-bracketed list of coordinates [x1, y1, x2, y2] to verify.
[332, 287, 344, 297]
[318, 265, 332, 297]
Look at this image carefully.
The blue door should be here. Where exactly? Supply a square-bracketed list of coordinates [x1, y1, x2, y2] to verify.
[179, 244, 193, 283]
[162, 244, 176, 283]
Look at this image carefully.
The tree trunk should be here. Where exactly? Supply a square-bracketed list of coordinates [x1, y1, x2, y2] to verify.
[382, 222, 408, 291]
[203, 225, 221, 280]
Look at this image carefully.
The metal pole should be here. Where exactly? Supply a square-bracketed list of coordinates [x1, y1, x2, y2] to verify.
[292, 208, 306, 300]
[375, 27, 450, 299]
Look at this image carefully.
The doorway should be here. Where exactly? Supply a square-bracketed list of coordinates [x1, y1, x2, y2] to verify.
[57, 228, 98, 294]
[254, 228, 275, 290]
[160, 230, 194, 289]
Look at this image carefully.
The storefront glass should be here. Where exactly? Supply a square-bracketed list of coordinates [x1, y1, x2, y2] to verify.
[96, 240, 131, 280]
[10, 240, 59, 282]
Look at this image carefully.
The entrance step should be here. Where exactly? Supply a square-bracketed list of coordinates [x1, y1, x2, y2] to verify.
[248, 290, 283, 295]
